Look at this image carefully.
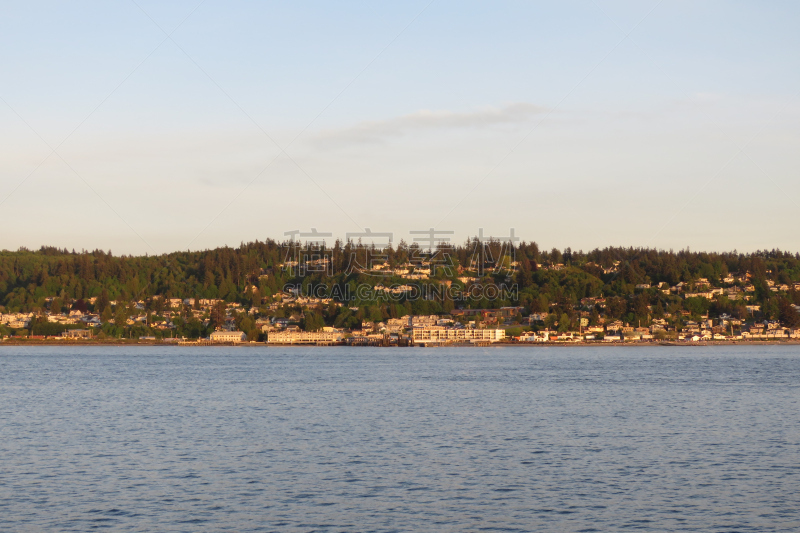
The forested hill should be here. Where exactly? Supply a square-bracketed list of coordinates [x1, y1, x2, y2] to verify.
[1, 241, 799, 320]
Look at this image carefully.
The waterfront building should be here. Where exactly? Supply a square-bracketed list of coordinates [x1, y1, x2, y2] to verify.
[209, 331, 247, 343]
[412, 326, 505, 345]
[266, 330, 343, 345]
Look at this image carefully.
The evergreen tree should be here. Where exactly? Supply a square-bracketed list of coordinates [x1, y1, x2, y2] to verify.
[96, 289, 110, 314]
[778, 298, 800, 328]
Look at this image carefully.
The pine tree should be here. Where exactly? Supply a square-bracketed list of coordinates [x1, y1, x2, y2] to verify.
[778, 298, 800, 328]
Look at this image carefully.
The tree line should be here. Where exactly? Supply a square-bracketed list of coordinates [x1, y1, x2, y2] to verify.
[2, 241, 799, 331]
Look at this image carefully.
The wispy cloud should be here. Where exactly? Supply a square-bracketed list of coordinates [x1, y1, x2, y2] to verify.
[310, 103, 547, 147]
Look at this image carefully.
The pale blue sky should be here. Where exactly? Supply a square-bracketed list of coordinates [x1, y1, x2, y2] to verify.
[1, 1, 799, 254]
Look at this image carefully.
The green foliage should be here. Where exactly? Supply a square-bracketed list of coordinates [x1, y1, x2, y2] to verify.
[302, 311, 325, 332]
[114, 306, 129, 327]
[778, 298, 800, 328]
[180, 317, 208, 339]
[504, 326, 529, 337]
[683, 297, 710, 317]
[0, 243, 798, 328]
[210, 301, 227, 330]
[557, 313, 571, 333]
[29, 317, 83, 336]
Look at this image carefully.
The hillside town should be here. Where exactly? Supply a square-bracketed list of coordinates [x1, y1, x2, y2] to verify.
[3, 276, 800, 345]
[2, 241, 800, 345]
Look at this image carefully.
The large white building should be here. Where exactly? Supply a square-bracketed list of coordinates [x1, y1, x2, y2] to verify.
[412, 327, 505, 345]
[210, 331, 247, 343]
[267, 330, 343, 345]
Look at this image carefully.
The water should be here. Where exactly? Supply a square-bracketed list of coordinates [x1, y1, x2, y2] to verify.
[1, 345, 799, 532]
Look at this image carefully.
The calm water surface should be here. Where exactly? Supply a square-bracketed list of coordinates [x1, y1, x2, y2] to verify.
[1, 345, 799, 532]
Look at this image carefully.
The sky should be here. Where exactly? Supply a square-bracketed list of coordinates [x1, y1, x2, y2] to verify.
[1, 1, 799, 255]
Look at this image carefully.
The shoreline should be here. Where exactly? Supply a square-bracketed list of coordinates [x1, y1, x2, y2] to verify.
[2, 340, 800, 348]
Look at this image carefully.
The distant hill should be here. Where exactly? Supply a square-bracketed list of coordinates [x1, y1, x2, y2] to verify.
[1, 241, 799, 327]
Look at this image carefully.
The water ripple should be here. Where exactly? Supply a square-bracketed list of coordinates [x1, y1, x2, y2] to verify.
[0, 345, 799, 531]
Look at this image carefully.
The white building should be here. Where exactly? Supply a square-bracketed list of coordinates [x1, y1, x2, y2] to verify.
[412, 327, 505, 345]
[410, 315, 439, 327]
[210, 331, 247, 343]
[520, 331, 550, 342]
[267, 330, 343, 344]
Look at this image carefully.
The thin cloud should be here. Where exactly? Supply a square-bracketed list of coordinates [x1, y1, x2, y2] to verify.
[310, 103, 547, 147]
